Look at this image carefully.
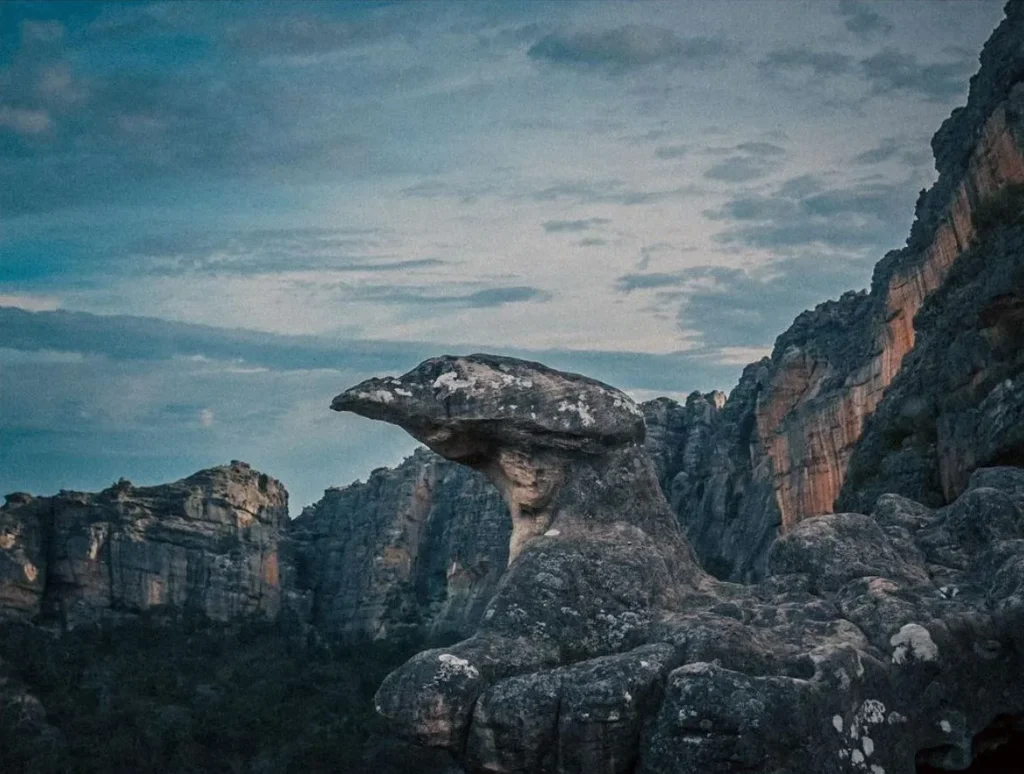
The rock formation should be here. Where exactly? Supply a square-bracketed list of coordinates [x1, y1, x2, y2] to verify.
[334, 353, 1024, 773]
[0, 462, 290, 628]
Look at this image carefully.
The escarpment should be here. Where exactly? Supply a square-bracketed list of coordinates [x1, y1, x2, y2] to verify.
[334, 354, 1024, 774]
[757, 82, 1024, 536]
[0, 462, 291, 628]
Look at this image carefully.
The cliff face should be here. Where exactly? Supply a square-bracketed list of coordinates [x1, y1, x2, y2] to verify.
[839, 221, 1024, 512]
[288, 449, 510, 641]
[0, 462, 290, 628]
[656, 3, 1024, 583]
[757, 92, 1024, 534]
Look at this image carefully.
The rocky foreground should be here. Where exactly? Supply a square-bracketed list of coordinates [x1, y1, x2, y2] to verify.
[4, 2, 1024, 773]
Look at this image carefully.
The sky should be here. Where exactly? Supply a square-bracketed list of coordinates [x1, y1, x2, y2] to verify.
[0, 0, 1008, 512]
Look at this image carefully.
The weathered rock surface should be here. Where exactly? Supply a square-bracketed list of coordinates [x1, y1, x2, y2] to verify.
[840, 223, 1024, 514]
[288, 448, 510, 641]
[334, 354, 648, 563]
[334, 354, 708, 751]
[0, 462, 290, 627]
[337, 354, 1024, 774]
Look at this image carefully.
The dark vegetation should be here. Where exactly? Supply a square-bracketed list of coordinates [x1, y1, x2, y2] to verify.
[0, 614, 457, 774]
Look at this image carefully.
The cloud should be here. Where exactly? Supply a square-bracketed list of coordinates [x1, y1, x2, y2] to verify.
[529, 180, 703, 205]
[838, 2, 894, 41]
[0, 306, 744, 397]
[735, 142, 786, 157]
[336, 283, 551, 309]
[0, 106, 52, 135]
[673, 263, 869, 348]
[851, 137, 932, 168]
[704, 156, 773, 183]
[0, 294, 60, 312]
[578, 237, 607, 247]
[861, 48, 975, 101]
[528, 26, 732, 74]
[654, 144, 690, 159]
[613, 170, 932, 349]
[618, 258, 872, 350]
[852, 137, 903, 164]
[616, 272, 688, 293]
[457, 286, 551, 307]
[198, 408, 215, 428]
[760, 46, 853, 77]
[541, 217, 610, 233]
[705, 174, 919, 254]
[0, 16, 391, 216]
[0, 226, 443, 284]
[225, 14, 399, 58]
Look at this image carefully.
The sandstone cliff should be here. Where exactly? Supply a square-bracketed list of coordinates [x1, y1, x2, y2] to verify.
[651, 0, 1024, 582]
[0, 462, 290, 628]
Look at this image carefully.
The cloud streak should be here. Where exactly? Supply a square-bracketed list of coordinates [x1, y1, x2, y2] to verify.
[528, 26, 733, 74]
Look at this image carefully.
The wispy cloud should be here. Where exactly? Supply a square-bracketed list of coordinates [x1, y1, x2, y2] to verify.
[838, 2, 894, 41]
[528, 26, 733, 74]
[861, 48, 975, 101]
[541, 217, 610, 233]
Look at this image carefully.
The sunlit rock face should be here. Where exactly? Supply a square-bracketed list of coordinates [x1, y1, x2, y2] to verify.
[758, 91, 1024, 535]
[334, 352, 1024, 774]
[0, 462, 290, 628]
[654, 3, 1024, 584]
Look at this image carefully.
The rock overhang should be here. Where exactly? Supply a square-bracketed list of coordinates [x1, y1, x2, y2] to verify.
[332, 353, 646, 464]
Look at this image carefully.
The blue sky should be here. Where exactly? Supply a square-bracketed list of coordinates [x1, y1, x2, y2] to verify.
[0, 0, 1007, 511]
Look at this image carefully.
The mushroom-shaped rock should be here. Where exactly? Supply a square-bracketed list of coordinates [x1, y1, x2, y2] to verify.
[332, 353, 645, 459]
[334, 354, 651, 562]
[332, 355, 708, 756]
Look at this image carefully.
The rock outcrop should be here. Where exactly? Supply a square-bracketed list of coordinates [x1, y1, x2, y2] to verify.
[334, 354, 708, 751]
[335, 354, 1024, 774]
[0, 462, 289, 628]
